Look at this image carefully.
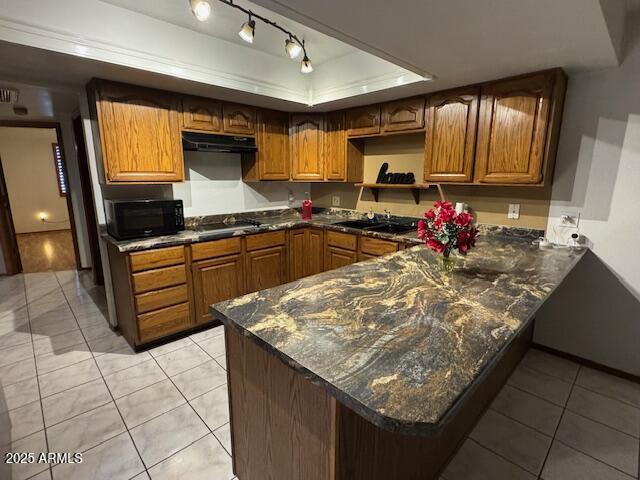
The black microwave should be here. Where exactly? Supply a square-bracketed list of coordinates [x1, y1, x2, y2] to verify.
[105, 200, 184, 240]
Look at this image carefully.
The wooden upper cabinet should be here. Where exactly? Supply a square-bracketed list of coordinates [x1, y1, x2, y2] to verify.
[324, 111, 347, 181]
[223, 103, 256, 135]
[290, 114, 325, 181]
[255, 109, 290, 180]
[474, 72, 558, 184]
[92, 80, 184, 183]
[381, 97, 425, 133]
[424, 87, 480, 183]
[346, 105, 381, 136]
[182, 96, 222, 132]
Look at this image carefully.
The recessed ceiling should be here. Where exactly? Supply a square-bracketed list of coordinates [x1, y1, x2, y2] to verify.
[99, 0, 356, 67]
[0, 79, 79, 121]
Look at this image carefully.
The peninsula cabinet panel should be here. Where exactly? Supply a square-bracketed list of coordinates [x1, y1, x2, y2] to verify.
[182, 96, 222, 132]
[325, 246, 357, 270]
[424, 87, 479, 183]
[223, 103, 256, 135]
[254, 109, 290, 180]
[91, 80, 184, 183]
[381, 97, 425, 133]
[290, 114, 325, 181]
[245, 246, 288, 293]
[474, 72, 556, 184]
[346, 104, 381, 136]
[324, 111, 347, 181]
[192, 254, 244, 323]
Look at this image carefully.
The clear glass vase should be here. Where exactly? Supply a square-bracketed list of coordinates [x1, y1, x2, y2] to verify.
[438, 254, 457, 273]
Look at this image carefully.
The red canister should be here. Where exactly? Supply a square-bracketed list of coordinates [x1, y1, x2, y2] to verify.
[302, 193, 312, 220]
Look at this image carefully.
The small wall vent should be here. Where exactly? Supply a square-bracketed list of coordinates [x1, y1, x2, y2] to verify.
[0, 88, 19, 104]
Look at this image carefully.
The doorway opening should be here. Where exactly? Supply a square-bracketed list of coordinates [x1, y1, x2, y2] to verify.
[0, 122, 81, 273]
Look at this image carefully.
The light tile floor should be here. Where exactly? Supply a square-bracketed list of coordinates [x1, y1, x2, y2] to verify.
[0, 271, 638, 480]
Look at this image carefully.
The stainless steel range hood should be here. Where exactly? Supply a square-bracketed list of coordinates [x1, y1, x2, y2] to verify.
[182, 131, 257, 153]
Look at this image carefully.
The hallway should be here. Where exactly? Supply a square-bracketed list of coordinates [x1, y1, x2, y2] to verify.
[16, 231, 76, 273]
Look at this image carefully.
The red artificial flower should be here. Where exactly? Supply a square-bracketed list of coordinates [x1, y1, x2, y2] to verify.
[434, 201, 454, 211]
[455, 212, 473, 227]
[426, 238, 446, 253]
[425, 209, 436, 219]
[438, 208, 455, 223]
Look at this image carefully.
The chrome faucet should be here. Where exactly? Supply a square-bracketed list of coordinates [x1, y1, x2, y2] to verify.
[384, 209, 391, 221]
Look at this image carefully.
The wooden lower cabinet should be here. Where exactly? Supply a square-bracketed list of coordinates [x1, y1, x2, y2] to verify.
[245, 246, 288, 293]
[138, 302, 191, 343]
[191, 254, 244, 323]
[325, 246, 357, 270]
[289, 228, 324, 281]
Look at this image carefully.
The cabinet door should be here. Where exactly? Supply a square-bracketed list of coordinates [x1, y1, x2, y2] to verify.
[324, 111, 347, 181]
[223, 103, 256, 135]
[182, 97, 222, 132]
[381, 97, 425, 133]
[308, 229, 324, 276]
[424, 87, 479, 183]
[192, 254, 244, 323]
[290, 114, 324, 181]
[474, 73, 554, 184]
[288, 229, 307, 281]
[325, 246, 357, 271]
[346, 105, 381, 136]
[245, 246, 287, 293]
[256, 109, 290, 180]
[95, 81, 184, 183]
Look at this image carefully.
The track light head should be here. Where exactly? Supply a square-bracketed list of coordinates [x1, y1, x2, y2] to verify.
[239, 18, 256, 43]
[190, 0, 211, 21]
[285, 38, 302, 59]
[300, 55, 313, 74]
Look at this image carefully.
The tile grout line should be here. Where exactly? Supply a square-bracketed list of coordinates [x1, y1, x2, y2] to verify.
[536, 364, 579, 480]
[149, 343, 232, 458]
[23, 274, 55, 479]
[551, 438, 639, 479]
[52, 271, 149, 479]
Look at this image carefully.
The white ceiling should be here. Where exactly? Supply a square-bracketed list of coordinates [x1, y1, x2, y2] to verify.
[0, 79, 79, 121]
[99, 0, 356, 67]
[252, 0, 631, 92]
[0, 0, 634, 112]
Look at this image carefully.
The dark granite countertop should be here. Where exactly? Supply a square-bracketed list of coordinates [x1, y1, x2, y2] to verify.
[101, 208, 426, 253]
[212, 234, 585, 435]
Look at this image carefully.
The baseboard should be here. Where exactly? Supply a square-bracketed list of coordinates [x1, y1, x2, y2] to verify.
[532, 343, 640, 384]
[17, 228, 72, 235]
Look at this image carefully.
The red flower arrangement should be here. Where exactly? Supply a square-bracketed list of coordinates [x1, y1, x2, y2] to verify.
[418, 201, 478, 257]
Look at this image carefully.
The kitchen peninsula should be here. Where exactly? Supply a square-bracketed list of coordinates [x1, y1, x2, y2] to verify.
[212, 231, 585, 480]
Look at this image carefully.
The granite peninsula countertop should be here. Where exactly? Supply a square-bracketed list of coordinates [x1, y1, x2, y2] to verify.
[212, 234, 585, 435]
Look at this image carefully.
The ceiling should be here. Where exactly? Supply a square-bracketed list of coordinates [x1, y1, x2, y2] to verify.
[0, 79, 79, 121]
[99, 0, 356, 67]
[0, 0, 634, 113]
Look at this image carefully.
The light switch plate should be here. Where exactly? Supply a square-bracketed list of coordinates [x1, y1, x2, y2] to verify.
[508, 203, 520, 219]
[332, 195, 341, 207]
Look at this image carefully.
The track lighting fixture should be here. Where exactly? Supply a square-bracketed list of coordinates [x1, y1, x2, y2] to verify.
[300, 54, 313, 74]
[190, 0, 212, 21]
[238, 15, 255, 43]
[285, 37, 302, 59]
[189, 0, 312, 74]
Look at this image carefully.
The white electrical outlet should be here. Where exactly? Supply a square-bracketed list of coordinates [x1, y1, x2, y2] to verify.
[508, 203, 520, 219]
[332, 195, 341, 207]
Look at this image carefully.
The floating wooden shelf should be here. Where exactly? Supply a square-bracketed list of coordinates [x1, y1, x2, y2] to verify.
[355, 183, 434, 205]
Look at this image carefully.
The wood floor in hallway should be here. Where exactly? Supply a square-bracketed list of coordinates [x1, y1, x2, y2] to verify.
[16, 229, 76, 272]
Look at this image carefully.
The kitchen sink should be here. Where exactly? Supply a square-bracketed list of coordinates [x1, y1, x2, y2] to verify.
[364, 223, 417, 234]
[333, 220, 384, 229]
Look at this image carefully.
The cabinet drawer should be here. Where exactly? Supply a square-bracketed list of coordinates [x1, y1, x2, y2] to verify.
[132, 264, 186, 294]
[326, 230, 357, 251]
[135, 284, 189, 314]
[138, 302, 191, 343]
[191, 237, 242, 261]
[246, 231, 286, 251]
[129, 246, 184, 273]
[360, 237, 398, 256]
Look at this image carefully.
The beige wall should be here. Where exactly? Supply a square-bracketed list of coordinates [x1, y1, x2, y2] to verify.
[312, 134, 551, 230]
[0, 127, 70, 234]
